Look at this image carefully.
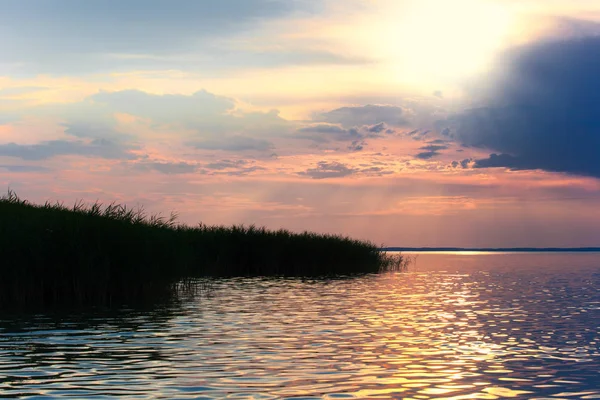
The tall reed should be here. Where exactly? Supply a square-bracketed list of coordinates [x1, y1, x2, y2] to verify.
[0, 191, 401, 309]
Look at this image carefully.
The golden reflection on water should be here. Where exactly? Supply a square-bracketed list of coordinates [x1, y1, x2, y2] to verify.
[405, 251, 500, 256]
[0, 253, 599, 398]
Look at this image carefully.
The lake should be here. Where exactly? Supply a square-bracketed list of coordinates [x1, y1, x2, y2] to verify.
[1, 252, 599, 398]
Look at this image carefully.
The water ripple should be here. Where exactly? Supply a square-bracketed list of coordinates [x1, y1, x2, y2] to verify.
[0, 253, 599, 398]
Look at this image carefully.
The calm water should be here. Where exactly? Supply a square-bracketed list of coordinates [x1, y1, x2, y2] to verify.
[1, 253, 600, 399]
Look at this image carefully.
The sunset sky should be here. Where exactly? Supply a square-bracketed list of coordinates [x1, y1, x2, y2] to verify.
[2, 0, 600, 247]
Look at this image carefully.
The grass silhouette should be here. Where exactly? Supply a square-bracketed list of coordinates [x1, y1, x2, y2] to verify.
[0, 190, 405, 309]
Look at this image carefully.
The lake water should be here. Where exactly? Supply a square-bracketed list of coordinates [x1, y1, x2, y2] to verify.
[1, 252, 599, 399]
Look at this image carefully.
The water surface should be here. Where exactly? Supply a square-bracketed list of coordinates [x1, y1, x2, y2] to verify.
[1, 253, 599, 398]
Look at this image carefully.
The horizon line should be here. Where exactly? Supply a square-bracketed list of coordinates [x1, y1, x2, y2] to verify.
[382, 247, 600, 252]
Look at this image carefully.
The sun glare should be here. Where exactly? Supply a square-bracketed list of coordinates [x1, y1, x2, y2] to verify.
[377, 0, 514, 85]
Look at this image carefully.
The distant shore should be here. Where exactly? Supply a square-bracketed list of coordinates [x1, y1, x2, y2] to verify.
[383, 247, 600, 252]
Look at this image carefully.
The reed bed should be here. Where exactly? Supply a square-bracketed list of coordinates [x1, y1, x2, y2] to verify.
[0, 191, 402, 309]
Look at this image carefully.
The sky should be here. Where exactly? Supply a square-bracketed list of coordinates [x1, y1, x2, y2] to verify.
[2, 0, 600, 247]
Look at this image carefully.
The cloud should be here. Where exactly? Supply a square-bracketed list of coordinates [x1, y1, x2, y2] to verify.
[420, 144, 448, 152]
[438, 35, 600, 178]
[427, 139, 448, 145]
[0, 115, 16, 125]
[63, 123, 132, 141]
[471, 154, 518, 168]
[0, 165, 50, 172]
[294, 121, 392, 145]
[90, 90, 235, 123]
[415, 151, 437, 160]
[295, 123, 361, 143]
[315, 105, 408, 128]
[0, 139, 137, 160]
[406, 129, 431, 140]
[0, 1, 371, 75]
[367, 122, 387, 133]
[299, 161, 358, 179]
[414, 144, 448, 160]
[144, 161, 198, 175]
[190, 136, 274, 152]
[450, 158, 474, 169]
[132, 158, 265, 175]
[204, 160, 249, 170]
[0, 86, 48, 96]
[20, 89, 287, 156]
[541, 17, 600, 41]
[199, 49, 371, 71]
[348, 140, 366, 152]
[218, 165, 265, 176]
[201, 159, 264, 175]
[298, 160, 395, 179]
[86, 89, 287, 138]
[2, 88, 293, 164]
[0, 0, 323, 74]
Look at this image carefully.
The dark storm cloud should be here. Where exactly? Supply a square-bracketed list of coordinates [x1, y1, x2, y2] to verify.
[541, 17, 600, 41]
[438, 35, 600, 178]
[472, 153, 531, 169]
[0, 139, 137, 160]
[315, 105, 408, 128]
